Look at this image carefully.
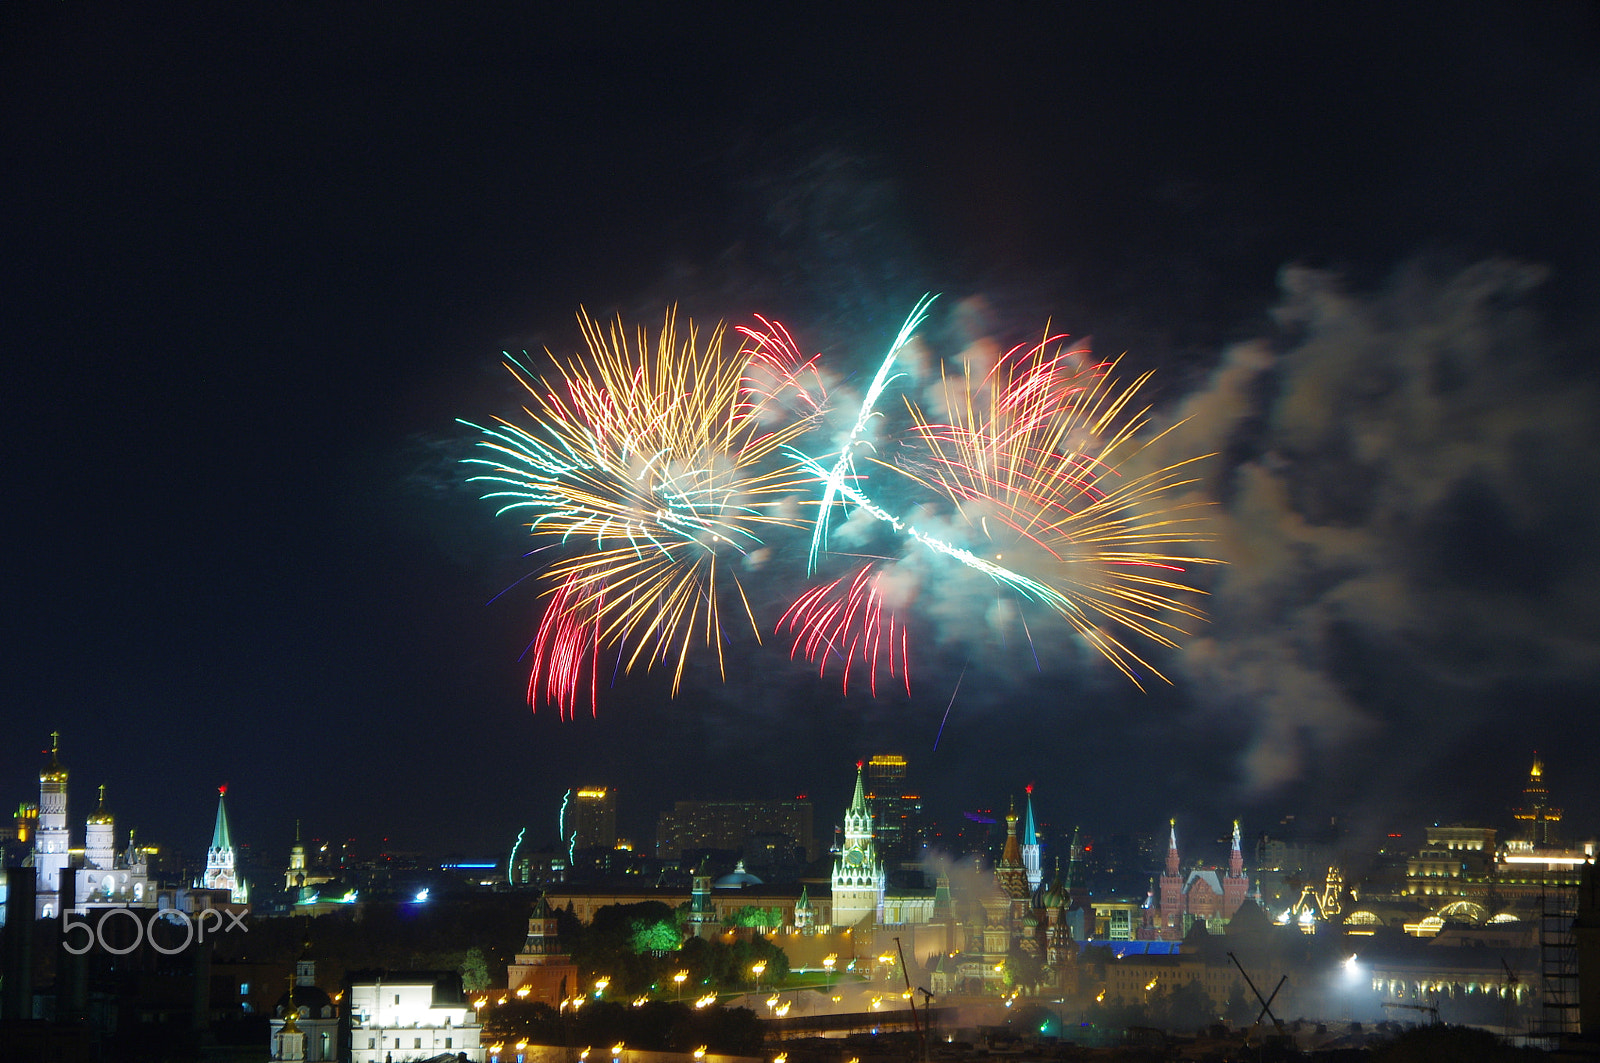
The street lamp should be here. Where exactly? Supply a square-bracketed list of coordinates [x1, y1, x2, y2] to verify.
[673, 970, 688, 1002]
[751, 961, 767, 993]
[822, 955, 836, 994]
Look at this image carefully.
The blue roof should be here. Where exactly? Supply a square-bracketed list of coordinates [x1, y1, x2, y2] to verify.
[1080, 940, 1180, 957]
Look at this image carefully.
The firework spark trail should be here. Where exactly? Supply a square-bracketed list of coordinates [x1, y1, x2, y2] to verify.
[778, 562, 910, 697]
[933, 663, 966, 751]
[808, 294, 937, 574]
[900, 340, 1220, 687]
[461, 308, 826, 714]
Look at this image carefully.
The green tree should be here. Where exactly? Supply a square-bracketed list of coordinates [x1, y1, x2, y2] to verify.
[459, 946, 491, 993]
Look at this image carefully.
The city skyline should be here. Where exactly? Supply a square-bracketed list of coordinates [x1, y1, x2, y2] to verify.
[7, 6, 1600, 864]
[5, 736, 1581, 881]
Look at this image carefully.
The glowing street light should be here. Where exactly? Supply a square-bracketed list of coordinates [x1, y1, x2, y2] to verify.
[673, 970, 688, 1002]
[751, 960, 767, 992]
[822, 954, 837, 993]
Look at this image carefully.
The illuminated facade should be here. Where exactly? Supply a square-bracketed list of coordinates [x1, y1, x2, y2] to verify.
[346, 973, 483, 1063]
[73, 784, 151, 911]
[34, 733, 70, 917]
[1142, 820, 1251, 938]
[830, 762, 886, 928]
[200, 786, 249, 905]
[270, 953, 340, 1062]
[864, 754, 923, 864]
[284, 820, 333, 896]
[570, 787, 616, 852]
[507, 893, 578, 1006]
[1399, 759, 1594, 923]
[1021, 787, 1042, 892]
[1405, 825, 1497, 900]
[1513, 753, 1562, 847]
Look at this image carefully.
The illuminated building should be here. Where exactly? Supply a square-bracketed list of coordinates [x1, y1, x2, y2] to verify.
[863, 754, 924, 865]
[199, 786, 249, 905]
[270, 950, 340, 1062]
[1405, 825, 1497, 901]
[34, 733, 70, 917]
[685, 858, 721, 939]
[284, 820, 333, 897]
[346, 972, 483, 1063]
[14, 802, 37, 845]
[1141, 820, 1252, 938]
[830, 762, 886, 929]
[507, 893, 578, 1005]
[1513, 752, 1563, 847]
[570, 787, 616, 852]
[654, 799, 814, 862]
[1020, 787, 1042, 892]
[73, 784, 151, 911]
[1398, 758, 1593, 927]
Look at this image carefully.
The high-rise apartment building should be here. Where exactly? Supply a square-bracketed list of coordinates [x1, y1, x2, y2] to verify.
[570, 787, 617, 852]
[864, 754, 924, 865]
[655, 800, 815, 861]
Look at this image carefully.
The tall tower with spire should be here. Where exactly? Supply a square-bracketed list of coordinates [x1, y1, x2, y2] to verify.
[35, 732, 70, 917]
[1514, 752, 1563, 847]
[1223, 819, 1250, 917]
[1159, 819, 1183, 934]
[508, 893, 579, 1005]
[286, 820, 307, 893]
[202, 785, 249, 903]
[831, 761, 885, 928]
[1021, 785, 1042, 892]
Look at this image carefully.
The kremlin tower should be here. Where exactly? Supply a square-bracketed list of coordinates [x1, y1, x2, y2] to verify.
[201, 785, 249, 903]
[830, 762, 886, 928]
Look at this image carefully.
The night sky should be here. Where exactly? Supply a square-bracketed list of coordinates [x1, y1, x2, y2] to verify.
[6, 4, 1600, 870]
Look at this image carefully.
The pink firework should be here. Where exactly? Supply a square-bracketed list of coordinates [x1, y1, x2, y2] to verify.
[779, 563, 911, 697]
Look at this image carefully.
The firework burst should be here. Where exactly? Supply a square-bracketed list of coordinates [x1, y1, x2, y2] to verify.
[896, 333, 1220, 688]
[461, 309, 824, 715]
